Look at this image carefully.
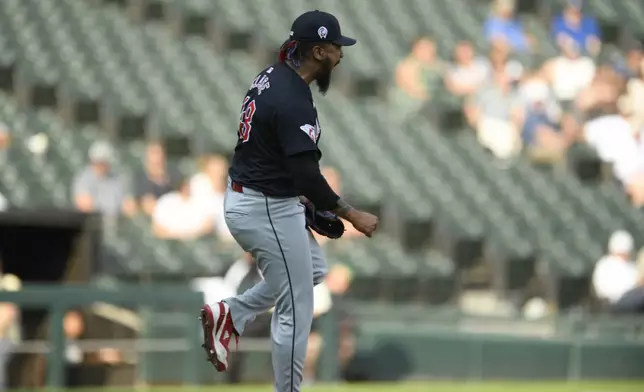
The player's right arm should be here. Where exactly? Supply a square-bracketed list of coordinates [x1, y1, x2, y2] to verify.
[275, 103, 378, 237]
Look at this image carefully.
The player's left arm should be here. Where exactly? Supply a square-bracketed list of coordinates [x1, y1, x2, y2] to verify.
[274, 102, 341, 212]
[275, 101, 378, 237]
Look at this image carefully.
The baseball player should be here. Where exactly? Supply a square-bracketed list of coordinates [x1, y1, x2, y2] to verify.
[199, 10, 378, 392]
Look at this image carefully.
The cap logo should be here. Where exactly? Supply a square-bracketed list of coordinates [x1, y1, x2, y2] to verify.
[317, 26, 328, 39]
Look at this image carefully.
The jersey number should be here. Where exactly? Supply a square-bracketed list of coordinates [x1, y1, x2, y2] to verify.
[239, 96, 256, 143]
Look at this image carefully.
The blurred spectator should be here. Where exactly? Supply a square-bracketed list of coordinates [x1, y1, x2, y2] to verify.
[592, 231, 638, 304]
[304, 264, 354, 384]
[312, 167, 361, 247]
[576, 65, 623, 117]
[64, 311, 84, 366]
[614, 86, 644, 207]
[0, 124, 11, 209]
[624, 41, 643, 79]
[542, 39, 595, 110]
[551, 0, 600, 56]
[638, 247, 644, 278]
[223, 253, 263, 296]
[0, 123, 10, 165]
[392, 36, 446, 118]
[584, 106, 637, 171]
[607, 41, 642, 90]
[519, 71, 561, 117]
[72, 141, 136, 217]
[521, 99, 567, 160]
[62, 310, 120, 387]
[611, 247, 644, 314]
[325, 265, 356, 378]
[522, 297, 551, 320]
[464, 68, 524, 160]
[579, 66, 625, 155]
[618, 140, 644, 208]
[580, 66, 644, 206]
[152, 177, 212, 240]
[190, 154, 233, 242]
[484, 0, 530, 52]
[135, 141, 181, 216]
[303, 279, 333, 385]
[0, 269, 20, 391]
[445, 41, 488, 96]
[620, 72, 644, 133]
[483, 39, 524, 80]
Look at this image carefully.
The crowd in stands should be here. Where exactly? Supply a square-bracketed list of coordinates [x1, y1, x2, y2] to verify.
[391, 0, 644, 316]
[70, 138, 358, 248]
[70, 139, 233, 242]
[394, 0, 644, 207]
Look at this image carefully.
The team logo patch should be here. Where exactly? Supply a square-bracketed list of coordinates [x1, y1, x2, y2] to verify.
[317, 26, 328, 39]
[300, 123, 321, 142]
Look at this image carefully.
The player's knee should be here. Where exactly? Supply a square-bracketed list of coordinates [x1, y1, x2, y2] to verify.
[277, 281, 313, 306]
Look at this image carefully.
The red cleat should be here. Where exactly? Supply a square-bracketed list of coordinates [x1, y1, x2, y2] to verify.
[199, 302, 238, 371]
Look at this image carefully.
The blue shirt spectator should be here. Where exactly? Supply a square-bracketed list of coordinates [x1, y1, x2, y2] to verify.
[522, 108, 560, 147]
[484, 0, 530, 52]
[551, 0, 600, 56]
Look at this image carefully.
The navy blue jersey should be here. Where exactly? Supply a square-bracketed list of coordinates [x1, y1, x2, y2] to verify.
[229, 62, 322, 196]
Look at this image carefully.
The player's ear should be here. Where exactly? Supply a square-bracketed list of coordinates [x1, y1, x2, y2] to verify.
[311, 45, 327, 61]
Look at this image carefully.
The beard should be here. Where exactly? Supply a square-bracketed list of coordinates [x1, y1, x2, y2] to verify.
[314, 57, 335, 95]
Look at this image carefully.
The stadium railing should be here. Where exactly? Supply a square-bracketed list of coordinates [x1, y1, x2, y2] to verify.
[3, 284, 342, 387]
[2, 285, 204, 388]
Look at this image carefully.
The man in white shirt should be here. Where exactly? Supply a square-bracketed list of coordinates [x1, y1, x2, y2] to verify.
[445, 41, 489, 97]
[152, 178, 213, 240]
[190, 155, 233, 243]
[543, 38, 595, 108]
[611, 247, 644, 313]
[592, 230, 639, 304]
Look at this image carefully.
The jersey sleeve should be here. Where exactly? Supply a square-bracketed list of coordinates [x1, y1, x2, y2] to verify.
[274, 100, 320, 156]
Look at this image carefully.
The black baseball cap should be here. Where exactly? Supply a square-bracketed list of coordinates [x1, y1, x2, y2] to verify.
[289, 10, 357, 47]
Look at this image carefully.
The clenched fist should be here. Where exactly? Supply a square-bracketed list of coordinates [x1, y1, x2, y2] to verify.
[346, 209, 379, 238]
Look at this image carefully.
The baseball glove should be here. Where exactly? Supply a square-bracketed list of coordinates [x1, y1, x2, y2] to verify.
[301, 199, 345, 239]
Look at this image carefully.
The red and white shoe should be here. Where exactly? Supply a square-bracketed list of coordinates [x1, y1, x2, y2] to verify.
[199, 302, 238, 371]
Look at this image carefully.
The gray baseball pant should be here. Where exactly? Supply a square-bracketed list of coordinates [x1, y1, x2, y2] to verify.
[222, 181, 327, 392]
